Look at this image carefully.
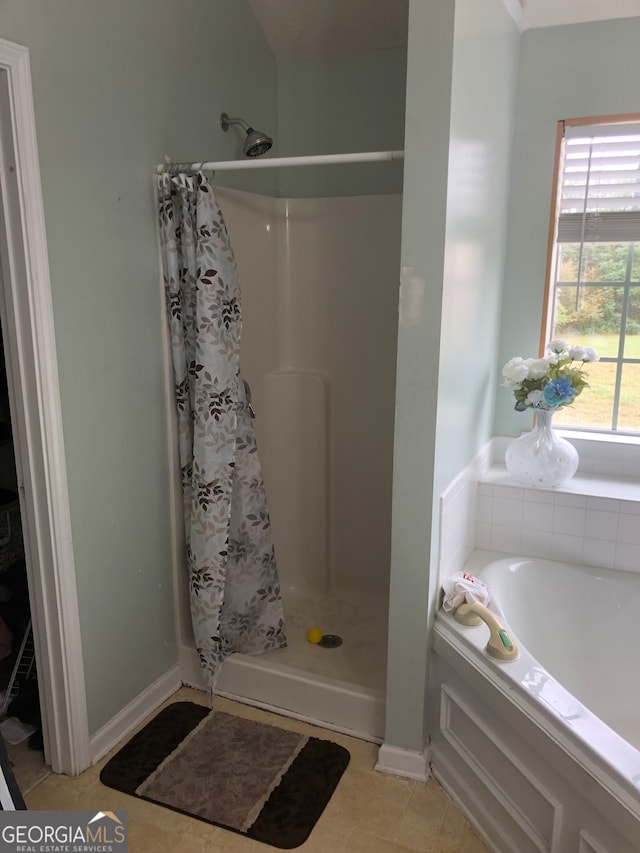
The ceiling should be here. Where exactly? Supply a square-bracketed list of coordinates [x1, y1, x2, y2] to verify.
[247, 0, 409, 61]
[521, 0, 640, 29]
[248, 0, 639, 62]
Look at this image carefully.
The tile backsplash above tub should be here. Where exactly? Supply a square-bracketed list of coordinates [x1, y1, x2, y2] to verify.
[478, 435, 640, 573]
[476, 478, 640, 572]
[439, 436, 640, 582]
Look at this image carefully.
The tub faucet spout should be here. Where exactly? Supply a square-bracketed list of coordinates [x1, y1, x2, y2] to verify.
[454, 602, 519, 661]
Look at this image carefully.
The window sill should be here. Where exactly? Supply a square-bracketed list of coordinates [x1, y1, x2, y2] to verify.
[481, 463, 640, 503]
[491, 433, 640, 502]
[556, 426, 640, 448]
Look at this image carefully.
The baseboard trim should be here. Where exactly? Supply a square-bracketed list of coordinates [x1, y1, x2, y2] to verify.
[375, 742, 431, 782]
[88, 665, 182, 765]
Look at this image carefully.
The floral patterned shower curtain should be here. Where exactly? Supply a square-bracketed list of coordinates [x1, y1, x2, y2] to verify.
[156, 171, 286, 687]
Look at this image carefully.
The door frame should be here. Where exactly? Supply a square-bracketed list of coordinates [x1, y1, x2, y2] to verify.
[0, 38, 89, 775]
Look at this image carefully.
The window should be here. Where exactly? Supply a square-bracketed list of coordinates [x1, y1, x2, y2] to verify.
[544, 116, 640, 433]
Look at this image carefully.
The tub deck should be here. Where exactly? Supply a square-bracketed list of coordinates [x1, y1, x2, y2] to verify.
[479, 553, 640, 752]
[430, 550, 640, 853]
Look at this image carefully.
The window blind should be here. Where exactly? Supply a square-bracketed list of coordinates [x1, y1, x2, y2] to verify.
[557, 121, 640, 243]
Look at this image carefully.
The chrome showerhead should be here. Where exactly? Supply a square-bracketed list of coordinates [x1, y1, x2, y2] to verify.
[243, 128, 273, 158]
[220, 112, 273, 158]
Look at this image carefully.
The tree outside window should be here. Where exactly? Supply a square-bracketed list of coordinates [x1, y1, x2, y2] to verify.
[545, 118, 640, 433]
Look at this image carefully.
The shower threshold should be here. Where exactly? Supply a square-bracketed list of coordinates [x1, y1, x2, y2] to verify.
[182, 588, 388, 742]
[217, 654, 385, 742]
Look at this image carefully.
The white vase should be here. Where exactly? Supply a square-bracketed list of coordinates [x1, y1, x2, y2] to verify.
[505, 408, 579, 488]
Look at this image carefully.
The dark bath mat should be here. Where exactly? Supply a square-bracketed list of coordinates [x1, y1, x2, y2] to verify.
[99, 701, 350, 849]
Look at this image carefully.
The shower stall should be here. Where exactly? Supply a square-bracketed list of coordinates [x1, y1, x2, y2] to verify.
[173, 181, 402, 742]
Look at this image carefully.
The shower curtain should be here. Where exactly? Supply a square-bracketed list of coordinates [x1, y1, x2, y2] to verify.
[156, 171, 286, 688]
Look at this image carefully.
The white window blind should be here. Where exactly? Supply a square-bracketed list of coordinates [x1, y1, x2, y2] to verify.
[557, 121, 640, 243]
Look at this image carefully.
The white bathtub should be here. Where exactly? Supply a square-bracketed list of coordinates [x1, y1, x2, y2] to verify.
[431, 551, 640, 853]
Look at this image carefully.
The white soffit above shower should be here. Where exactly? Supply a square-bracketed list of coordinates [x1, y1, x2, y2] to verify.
[247, 0, 639, 60]
[247, 0, 409, 61]
[521, 0, 640, 29]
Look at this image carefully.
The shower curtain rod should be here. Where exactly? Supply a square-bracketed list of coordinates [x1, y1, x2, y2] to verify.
[156, 149, 404, 173]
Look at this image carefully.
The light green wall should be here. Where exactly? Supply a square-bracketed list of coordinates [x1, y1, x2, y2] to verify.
[495, 17, 640, 437]
[276, 48, 406, 197]
[435, 0, 519, 489]
[9, 0, 615, 753]
[385, 0, 455, 752]
[385, 0, 519, 752]
[0, 0, 278, 733]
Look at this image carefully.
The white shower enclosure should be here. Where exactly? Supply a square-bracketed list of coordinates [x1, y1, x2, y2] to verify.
[175, 185, 402, 740]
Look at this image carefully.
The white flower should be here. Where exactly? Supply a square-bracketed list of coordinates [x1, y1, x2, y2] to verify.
[525, 357, 550, 380]
[583, 347, 600, 362]
[504, 338, 596, 413]
[525, 389, 546, 407]
[568, 345, 587, 361]
[502, 356, 529, 387]
[546, 338, 569, 355]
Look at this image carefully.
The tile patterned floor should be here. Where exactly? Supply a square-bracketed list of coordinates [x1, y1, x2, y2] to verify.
[6, 736, 50, 793]
[25, 688, 489, 853]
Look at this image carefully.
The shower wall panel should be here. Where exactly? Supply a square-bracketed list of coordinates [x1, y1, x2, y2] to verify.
[285, 196, 401, 597]
[214, 188, 280, 397]
[216, 188, 401, 600]
[215, 188, 327, 597]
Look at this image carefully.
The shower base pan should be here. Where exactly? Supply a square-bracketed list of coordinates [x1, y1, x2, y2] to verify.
[180, 588, 387, 742]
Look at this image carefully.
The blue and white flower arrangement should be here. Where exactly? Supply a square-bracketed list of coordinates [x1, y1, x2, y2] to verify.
[502, 339, 599, 412]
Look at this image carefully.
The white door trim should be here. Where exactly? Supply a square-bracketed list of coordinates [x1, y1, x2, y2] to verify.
[0, 38, 89, 775]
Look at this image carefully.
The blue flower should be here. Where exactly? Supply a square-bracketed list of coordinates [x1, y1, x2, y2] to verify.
[543, 375, 577, 407]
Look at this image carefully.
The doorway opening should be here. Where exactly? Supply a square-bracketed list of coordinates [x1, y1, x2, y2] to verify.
[0, 329, 48, 790]
[0, 38, 89, 776]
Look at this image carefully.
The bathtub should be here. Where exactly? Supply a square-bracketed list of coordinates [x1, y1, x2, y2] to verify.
[431, 550, 640, 853]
